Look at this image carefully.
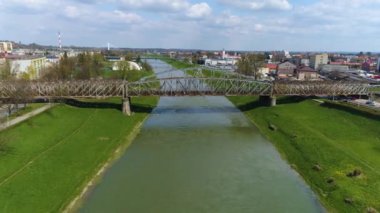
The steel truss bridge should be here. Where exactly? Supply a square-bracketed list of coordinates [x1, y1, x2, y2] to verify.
[0, 78, 370, 99]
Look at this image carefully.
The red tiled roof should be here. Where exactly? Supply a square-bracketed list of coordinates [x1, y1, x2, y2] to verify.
[266, 63, 277, 69]
[296, 65, 316, 73]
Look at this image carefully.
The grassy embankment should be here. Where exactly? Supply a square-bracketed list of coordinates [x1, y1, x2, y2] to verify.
[0, 97, 158, 212]
[158, 56, 198, 69]
[228, 96, 380, 212]
[369, 86, 380, 93]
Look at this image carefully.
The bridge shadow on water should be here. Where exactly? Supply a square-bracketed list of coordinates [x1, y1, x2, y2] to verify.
[151, 106, 241, 114]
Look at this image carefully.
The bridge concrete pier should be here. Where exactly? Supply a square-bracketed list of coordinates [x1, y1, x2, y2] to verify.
[270, 96, 277, 107]
[122, 97, 132, 116]
[259, 95, 277, 107]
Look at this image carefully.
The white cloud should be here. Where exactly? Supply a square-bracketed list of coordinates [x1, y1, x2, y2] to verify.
[61, 4, 142, 26]
[207, 12, 242, 28]
[121, 0, 189, 12]
[110, 10, 143, 23]
[64, 6, 81, 18]
[186, 3, 212, 18]
[219, 0, 292, 10]
[3, 0, 380, 51]
[5, 0, 57, 10]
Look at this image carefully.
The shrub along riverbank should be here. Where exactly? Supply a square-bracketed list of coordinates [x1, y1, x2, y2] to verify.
[158, 56, 198, 69]
[0, 97, 158, 212]
[228, 96, 380, 213]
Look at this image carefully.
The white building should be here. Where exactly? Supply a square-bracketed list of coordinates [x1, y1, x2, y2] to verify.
[205, 58, 238, 66]
[310, 54, 329, 70]
[321, 64, 349, 73]
[301, 59, 310, 67]
[0, 42, 13, 53]
[112, 61, 142, 71]
[284, 50, 292, 59]
[258, 67, 270, 77]
[9, 56, 46, 79]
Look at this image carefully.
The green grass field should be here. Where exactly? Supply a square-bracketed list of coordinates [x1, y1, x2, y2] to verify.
[369, 86, 380, 93]
[159, 57, 197, 69]
[0, 97, 158, 212]
[228, 97, 380, 212]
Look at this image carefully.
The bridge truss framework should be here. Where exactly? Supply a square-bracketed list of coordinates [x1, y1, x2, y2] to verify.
[0, 78, 370, 115]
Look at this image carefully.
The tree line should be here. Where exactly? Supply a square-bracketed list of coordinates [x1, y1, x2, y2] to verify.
[0, 52, 153, 82]
[41, 52, 106, 80]
[236, 53, 266, 80]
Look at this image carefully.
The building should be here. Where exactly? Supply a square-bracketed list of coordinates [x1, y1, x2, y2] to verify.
[258, 67, 270, 78]
[301, 59, 310, 67]
[105, 56, 125, 62]
[169, 51, 176, 59]
[310, 54, 328, 70]
[321, 64, 349, 73]
[377, 58, 380, 72]
[266, 63, 278, 74]
[277, 61, 297, 79]
[205, 58, 238, 66]
[112, 61, 142, 71]
[362, 61, 371, 72]
[296, 65, 318, 80]
[8, 56, 46, 79]
[0, 42, 13, 53]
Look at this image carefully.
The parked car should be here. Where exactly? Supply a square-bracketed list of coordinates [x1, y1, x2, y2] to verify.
[366, 101, 375, 106]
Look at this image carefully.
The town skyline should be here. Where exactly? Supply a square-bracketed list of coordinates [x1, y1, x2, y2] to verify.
[1, 39, 380, 54]
[1, 0, 380, 52]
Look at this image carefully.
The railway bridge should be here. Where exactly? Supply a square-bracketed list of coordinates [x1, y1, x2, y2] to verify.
[0, 78, 370, 115]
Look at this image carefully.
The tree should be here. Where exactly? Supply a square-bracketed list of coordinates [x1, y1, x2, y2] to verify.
[141, 61, 152, 72]
[124, 52, 135, 61]
[116, 61, 131, 80]
[76, 53, 92, 79]
[0, 60, 13, 80]
[236, 53, 266, 80]
[57, 52, 75, 80]
[90, 53, 104, 78]
[136, 55, 141, 64]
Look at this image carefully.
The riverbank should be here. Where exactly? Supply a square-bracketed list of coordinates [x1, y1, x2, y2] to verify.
[63, 115, 150, 213]
[0, 97, 158, 212]
[158, 56, 197, 69]
[228, 96, 380, 212]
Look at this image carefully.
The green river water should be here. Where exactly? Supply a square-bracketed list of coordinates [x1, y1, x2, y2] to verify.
[78, 60, 324, 213]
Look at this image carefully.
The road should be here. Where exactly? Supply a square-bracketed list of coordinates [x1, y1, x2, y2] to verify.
[345, 99, 380, 110]
[0, 104, 55, 131]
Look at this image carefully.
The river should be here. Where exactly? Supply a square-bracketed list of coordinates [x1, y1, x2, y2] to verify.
[78, 60, 324, 213]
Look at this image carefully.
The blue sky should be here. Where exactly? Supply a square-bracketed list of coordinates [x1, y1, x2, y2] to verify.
[1, 0, 380, 51]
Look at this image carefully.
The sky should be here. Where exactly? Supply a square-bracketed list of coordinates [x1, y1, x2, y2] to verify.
[1, 0, 380, 51]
